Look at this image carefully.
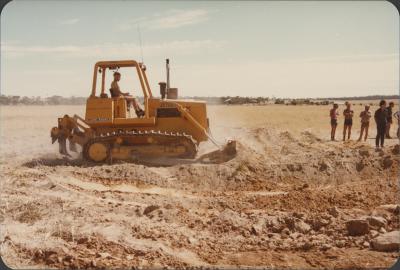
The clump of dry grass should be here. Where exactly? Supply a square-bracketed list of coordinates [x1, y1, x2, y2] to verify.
[15, 203, 42, 224]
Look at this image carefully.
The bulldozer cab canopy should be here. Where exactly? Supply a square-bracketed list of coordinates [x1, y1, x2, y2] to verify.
[95, 60, 140, 69]
[91, 60, 152, 99]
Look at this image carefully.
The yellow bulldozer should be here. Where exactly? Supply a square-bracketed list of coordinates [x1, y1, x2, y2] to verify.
[50, 59, 236, 163]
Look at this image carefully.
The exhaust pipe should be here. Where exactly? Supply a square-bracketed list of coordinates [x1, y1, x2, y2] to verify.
[159, 82, 167, 99]
[166, 58, 170, 91]
[158, 59, 171, 99]
[164, 59, 178, 99]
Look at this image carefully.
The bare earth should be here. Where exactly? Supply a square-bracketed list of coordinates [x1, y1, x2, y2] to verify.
[0, 104, 399, 269]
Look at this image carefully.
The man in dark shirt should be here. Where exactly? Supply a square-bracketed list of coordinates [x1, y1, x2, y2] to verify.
[374, 100, 388, 148]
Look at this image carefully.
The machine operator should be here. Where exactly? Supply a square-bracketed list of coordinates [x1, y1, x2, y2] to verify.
[110, 72, 144, 117]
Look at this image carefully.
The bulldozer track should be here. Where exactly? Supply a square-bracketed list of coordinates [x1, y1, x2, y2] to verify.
[82, 130, 198, 162]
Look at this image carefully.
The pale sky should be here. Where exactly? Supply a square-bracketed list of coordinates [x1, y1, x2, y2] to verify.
[1, 0, 399, 98]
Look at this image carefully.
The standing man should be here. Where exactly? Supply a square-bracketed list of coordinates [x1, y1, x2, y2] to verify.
[374, 100, 388, 148]
[394, 109, 400, 139]
[385, 102, 395, 138]
[330, 103, 339, 141]
[343, 102, 354, 141]
[358, 105, 371, 142]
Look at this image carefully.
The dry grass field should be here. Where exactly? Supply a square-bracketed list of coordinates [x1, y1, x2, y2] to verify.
[0, 103, 399, 269]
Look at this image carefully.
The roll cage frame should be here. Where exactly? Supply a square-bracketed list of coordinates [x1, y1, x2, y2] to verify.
[91, 60, 154, 118]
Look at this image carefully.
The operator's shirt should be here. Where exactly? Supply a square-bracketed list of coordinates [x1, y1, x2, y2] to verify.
[110, 81, 122, 97]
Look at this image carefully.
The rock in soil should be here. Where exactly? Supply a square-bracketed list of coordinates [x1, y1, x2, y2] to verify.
[376, 204, 400, 215]
[371, 231, 400, 252]
[391, 144, 400, 155]
[359, 147, 370, 157]
[251, 222, 264, 236]
[143, 205, 160, 216]
[379, 227, 387, 234]
[370, 230, 379, 239]
[382, 156, 393, 169]
[294, 220, 311, 234]
[346, 219, 369, 236]
[328, 206, 340, 218]
[367, 216, 387, 229]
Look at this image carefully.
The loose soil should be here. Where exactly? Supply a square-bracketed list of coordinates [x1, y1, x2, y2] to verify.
[0, 105, 399, 269]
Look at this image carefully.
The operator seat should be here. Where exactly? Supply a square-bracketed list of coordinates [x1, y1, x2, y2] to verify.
[109, 88, 128, 118]
[109, 88, 118, 98]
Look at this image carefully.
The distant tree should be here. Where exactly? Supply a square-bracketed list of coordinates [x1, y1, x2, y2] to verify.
[11, 96, 20, 105]
[46, 95, 63, 105]
[0, 95, 10, 105]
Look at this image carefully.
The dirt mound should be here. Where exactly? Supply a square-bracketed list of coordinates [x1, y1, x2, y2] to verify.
[301, 130, 322, 143]
[1, 123, 399, 269]
[11, 128, 400, 193]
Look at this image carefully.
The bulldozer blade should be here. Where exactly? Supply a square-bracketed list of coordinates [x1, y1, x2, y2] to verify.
[50, 127, 59, 144]
[197, 140, 237, 164]
[222, 140, 237, 156]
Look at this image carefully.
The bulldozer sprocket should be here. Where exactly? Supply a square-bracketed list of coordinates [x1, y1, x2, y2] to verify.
[82, 130, 198, 163]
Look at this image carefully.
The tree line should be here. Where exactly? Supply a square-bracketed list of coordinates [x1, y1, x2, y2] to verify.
[0, 94, 397, 106]
[0, 95, 87, 105]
